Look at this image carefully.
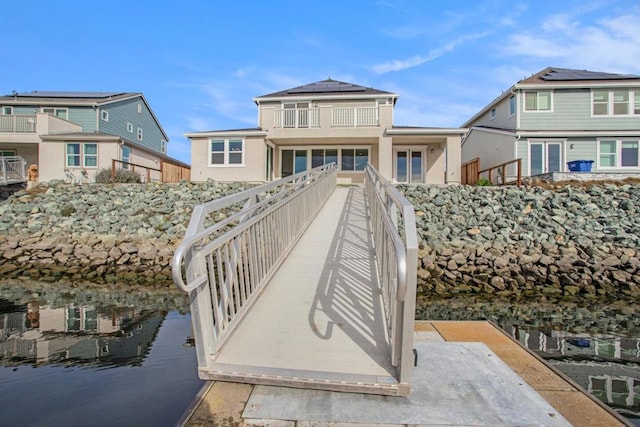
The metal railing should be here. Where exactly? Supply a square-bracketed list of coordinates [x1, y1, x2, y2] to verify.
[172, 163, 337, 368]
[274, 108, 320, 128]
[0, 115, 37, 133]
[364, 164, 418, 388]
[0, 156, 27, 185]
[332, 107, 378, 127]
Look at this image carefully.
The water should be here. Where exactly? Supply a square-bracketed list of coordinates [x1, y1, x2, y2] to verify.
[418, 296, 640, 424]
[0, 282, 204, 427]
[2, 281, 639, 425]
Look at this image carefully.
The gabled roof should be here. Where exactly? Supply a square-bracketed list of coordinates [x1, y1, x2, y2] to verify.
[0, 90, 169, 141]
[0, 91, 139, 105]
[520, 67, 640, 85]
[253, 79, 398, 103]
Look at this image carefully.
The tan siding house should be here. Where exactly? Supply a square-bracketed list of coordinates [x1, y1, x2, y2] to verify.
[187, 80, 466, 185]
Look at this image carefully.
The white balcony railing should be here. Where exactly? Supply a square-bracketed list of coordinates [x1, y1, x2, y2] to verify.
[332, 107, 378, 127]
[274, 108, 319, 128]
[0, 115, 37, 133]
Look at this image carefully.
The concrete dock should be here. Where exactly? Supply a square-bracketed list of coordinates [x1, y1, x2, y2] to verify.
[181, 320, 628, 426]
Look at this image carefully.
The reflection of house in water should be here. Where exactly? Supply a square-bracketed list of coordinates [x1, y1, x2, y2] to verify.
[0, 300, 164, 367]
[507, 323, 640, 363]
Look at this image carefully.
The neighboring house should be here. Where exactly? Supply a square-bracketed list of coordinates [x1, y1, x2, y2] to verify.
[186, 79, 466, 184]
[0, 91, 189, 183]
[462, 67, 640, 180]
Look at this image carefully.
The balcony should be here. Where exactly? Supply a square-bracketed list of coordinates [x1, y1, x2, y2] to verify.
[0, 115, 37, 133]
[273, 106, 379, 129]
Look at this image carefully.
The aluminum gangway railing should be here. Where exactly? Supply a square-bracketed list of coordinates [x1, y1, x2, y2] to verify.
[0, 156, 27, 185]
[172, 164, 337, 371]
[172, 163, 418, 396]
[364, 164, 418, 392]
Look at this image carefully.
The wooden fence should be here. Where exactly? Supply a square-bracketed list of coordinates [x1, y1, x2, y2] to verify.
[461, 157, 522, 187]
[112, 159, 190, 183]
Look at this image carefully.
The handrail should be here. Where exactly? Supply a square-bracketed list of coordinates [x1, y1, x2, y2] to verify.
[172, 163, 337, 366]
[478, 158, 522, 187]
[0, 156, 27, 185]
[364, 164, 417, 390]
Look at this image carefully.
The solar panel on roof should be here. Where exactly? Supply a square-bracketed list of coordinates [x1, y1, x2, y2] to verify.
[16, 91, 124, 98]
[541, 69, 640, 81]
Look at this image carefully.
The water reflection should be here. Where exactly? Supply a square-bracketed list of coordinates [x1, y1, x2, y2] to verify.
[418, 296, 640, 421]
[0, 281, 203, 427]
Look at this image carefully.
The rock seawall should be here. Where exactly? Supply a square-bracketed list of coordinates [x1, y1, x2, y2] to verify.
[0, 181, 255, 286]
[401, 183, 640, 299]
[1, 181, 639, 298]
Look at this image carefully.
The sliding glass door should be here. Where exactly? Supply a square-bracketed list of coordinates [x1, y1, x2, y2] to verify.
[394, 149, 424, 183]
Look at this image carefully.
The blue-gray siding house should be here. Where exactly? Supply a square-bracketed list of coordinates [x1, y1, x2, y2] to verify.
[0, 91, 188, 182]
[462, 67, 640, 181]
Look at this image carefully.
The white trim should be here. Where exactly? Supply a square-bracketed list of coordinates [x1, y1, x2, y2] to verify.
[590, 88, 639, 118]
[100, 109, 109, 122]
[517, 81, 640, 90]
[490, 108, 496, 120]
[392, 146, 427, 183]
[523, 90, 553, 112]
[468, 126, 516, 137]
[519, 130, 640, 138]
[528, 139, 565, 175]
[1, 106, 13, 114]
[386, 127, 467, 136]
[209, 138, 245, 167]
[596, 138, 640, 169]
[277, 145, 371, 177]
[41, 106, 68, 119]
[186, 129, 267, 138]
[137, 127, 143, 141]
[508, 95, 516, 117]
[127, 122, 133, 133]
[253, 93, 399, 104]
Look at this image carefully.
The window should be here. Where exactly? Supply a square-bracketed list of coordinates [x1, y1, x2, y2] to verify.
[209, 138, 244, 166]
[524, 91, 552, 111]
[66, 143, 98, 168]
[490, 108, 496, 120]
[100, 110, 109, 122]
[2, 106, 12, 115]
[509, 95, 516, 116]
[0, 150, 16, 156]
[593, 91, 609, 115]
[311, 148, 338, 168]
[121, 146, 131, 169]
[137, 103, 142, 114]
[593, 89, 640, 116]
[137, 127, 143, 141]
[42, 107, 68, 120]
[127, 122, 133, 133]
[161, 140, 167, 154]
[599, 139, 639, 168]
[341, 148, 368, 171]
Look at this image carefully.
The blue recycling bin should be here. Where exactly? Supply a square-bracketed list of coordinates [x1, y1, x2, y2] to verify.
[567, 160, 593, 172]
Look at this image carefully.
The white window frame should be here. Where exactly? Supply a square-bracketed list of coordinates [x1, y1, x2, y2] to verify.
[490, 108, 496, 120]
[0, 149, 17, 156]
[597, 139, 640, 169]
[592, 89, 640, 117]
[137, 103, 142, 114]
[528, 140, 564, 175]
[208, 138, 245, 167]
[137, 127, 143, 141]
[509, 95, 516, 117]
[161, 139, 167, 154]
[126, 122, 133, 133]
[42, 107, 68, 119]
[65, 143, 98, 168]
[121, 145, 131, 169]
[2, 106, 13, 115]
[100, 110, 109, 122]
[279, 145, 370, 176]
[523, 91, 553, 112]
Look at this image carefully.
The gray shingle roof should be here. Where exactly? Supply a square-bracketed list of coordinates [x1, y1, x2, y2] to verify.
[0, 91, 138, 104]
[256, 79, 395, 99]
[521, 67, 640, 84]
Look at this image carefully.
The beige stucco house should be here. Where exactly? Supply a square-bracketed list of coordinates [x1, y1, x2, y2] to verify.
[186, 80, 466, 184]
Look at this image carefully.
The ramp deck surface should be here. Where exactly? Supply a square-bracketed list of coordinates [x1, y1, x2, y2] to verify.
[208, 187, 397, 390]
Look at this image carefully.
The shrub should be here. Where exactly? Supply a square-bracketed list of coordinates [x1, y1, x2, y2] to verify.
[476, 178, 491, 186]
[94, 168, 141, 184]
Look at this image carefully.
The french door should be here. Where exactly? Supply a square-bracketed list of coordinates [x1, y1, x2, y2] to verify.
[281, 149, 308, 177]
[394, 149, 424, 183]
[530, 142, 562, 176]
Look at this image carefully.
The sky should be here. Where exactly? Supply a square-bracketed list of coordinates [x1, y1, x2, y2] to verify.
[2, 0, 639, 164]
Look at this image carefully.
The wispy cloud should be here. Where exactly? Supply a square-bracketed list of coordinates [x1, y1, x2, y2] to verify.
[502, 7, 640, 73]
[370, 31, 489, 73]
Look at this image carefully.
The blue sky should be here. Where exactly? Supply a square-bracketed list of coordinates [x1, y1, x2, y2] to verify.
[2, 0, 639, 163]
